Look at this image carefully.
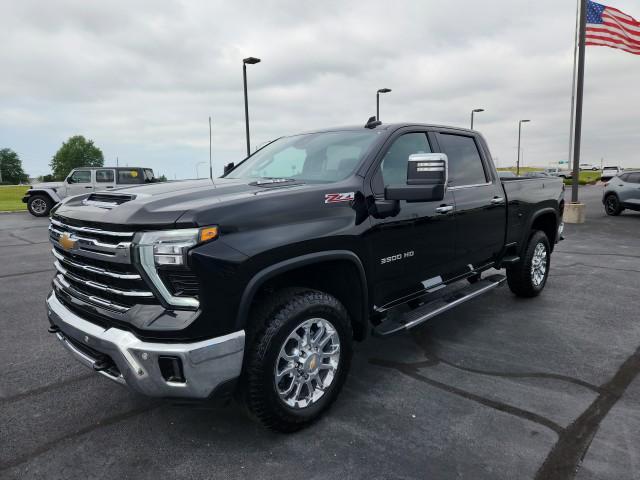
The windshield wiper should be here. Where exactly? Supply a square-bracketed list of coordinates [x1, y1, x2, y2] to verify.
[251, 177, 302, 186]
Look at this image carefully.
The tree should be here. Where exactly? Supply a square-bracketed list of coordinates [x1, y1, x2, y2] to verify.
[50, 135, 104, 180]
[0, 148, 29, 184]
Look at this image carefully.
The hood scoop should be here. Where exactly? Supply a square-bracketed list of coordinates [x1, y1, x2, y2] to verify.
[82, 192, 136, 209]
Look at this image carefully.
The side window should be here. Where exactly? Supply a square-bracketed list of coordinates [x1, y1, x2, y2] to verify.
[95, 169, 115, 183]
[438, 134, 488, 186]
[627, 173, 640, 184]
[380, 132, 431, 186]
[118, 169, 142, 184]
[69, 170, 91, 183]
[619, 173, 629, 182]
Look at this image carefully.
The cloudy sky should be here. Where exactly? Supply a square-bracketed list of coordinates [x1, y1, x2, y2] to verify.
[2, 0, 640, 179]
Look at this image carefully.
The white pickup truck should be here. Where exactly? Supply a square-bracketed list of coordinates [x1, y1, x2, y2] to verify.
[23, 167, 156, 217]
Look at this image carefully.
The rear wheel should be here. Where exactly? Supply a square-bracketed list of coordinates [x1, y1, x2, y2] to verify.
[27, 194, 53, 217]
[242, 288, 353, 432]
[506, 230, 550, 298]
[604, 194, 623, 216]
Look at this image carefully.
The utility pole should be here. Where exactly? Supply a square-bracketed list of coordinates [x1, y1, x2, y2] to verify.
[116, 156, 119, 167]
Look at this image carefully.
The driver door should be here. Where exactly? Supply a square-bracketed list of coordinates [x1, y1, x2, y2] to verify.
[367, 130, 457, 308]
[65, 169, 94, 197]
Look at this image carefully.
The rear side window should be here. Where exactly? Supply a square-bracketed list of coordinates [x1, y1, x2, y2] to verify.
[118, 169, 142, 184]
[95, 169, 115, 183]
[438, 134, 488, 186]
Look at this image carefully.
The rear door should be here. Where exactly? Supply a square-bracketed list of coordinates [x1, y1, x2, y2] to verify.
[367, 129, 457, 307]
[435, 131, 506, 275]
[94, 168, 116, 191]
[65, 169, 94, 197]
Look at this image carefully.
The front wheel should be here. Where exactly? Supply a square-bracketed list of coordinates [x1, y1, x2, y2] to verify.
[506, 230, 551, 298]
[27, 194, 53, 217]
[242, 288, 353, 432]
[604, 194, 623, 216]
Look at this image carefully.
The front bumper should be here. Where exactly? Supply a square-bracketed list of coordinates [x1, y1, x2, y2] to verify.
[46, 291, 245, 399]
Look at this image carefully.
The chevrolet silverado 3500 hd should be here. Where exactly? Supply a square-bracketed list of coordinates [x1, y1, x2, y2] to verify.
[45, 122, 564, 431]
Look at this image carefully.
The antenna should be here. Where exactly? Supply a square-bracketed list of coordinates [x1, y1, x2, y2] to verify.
[209, 116, 213, 180]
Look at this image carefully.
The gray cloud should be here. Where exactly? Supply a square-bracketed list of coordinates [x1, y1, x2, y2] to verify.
[1, 0, 639, 178]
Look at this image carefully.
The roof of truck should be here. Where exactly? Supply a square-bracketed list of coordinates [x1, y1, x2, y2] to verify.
[294, 123, 476, 136]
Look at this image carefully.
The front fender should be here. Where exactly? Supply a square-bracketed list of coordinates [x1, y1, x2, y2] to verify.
[25, 188, 62, 204]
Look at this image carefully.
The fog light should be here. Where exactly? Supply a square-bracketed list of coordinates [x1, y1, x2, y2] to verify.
[158, 356, 185, 383]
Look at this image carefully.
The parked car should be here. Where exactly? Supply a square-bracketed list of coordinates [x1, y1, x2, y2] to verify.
[544, 167, 572, 179]
[524, 171, 551, 178]
[579, 163, 600, 171]
[601, 166, 622, 181]
[498, 171, 517, 178]
[23, 167, 156, 217]
[45, 122, 564, 431]
[602, 170, 640, 216]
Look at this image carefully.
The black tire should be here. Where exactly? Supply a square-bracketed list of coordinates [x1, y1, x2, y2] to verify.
[604, 194, 623, 216]
[27, 194, 53, 217]
[506, 230, 551, 298]
[242, 288, 353, 432]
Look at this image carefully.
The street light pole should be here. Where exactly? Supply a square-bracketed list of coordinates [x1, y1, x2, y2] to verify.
[470, 108, 484, 129]
[376, 88, 392, 121]
[243, 57, 261, 157]
[517, 119, 531, 176]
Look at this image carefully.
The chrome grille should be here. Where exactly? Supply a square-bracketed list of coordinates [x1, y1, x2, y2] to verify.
[49, 217, 158, 313]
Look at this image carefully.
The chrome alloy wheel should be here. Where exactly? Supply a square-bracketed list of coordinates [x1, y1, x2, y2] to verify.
[274, 318, 340, 409]
[31, 198, 47, 214]
[531, 243, 547, 287]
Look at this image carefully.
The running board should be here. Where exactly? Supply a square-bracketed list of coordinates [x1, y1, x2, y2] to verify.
[373, 274, 506, 337]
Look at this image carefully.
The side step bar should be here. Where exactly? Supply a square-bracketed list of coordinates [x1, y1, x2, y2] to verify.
[373, 274, 506, 337]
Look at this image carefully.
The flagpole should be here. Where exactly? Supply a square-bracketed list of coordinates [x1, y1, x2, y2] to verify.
[571, 0, 587, 204]
[568, 0, 580, 167]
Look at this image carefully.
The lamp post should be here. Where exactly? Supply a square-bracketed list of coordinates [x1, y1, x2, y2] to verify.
[517, 119, 531, 176]
[243, 57, 261, 157]
[470, 108, 484, 129]
[376, 88, 392, 121]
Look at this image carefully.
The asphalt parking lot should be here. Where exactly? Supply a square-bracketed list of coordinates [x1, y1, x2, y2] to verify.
[1, 185, 639, 480]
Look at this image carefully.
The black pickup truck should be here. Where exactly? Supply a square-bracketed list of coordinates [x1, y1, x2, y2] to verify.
[45, 122, 564, 431]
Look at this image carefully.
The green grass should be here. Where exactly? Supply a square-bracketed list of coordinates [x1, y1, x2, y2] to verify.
[0, 185, 30, 212]
[562, 171, 601, 185]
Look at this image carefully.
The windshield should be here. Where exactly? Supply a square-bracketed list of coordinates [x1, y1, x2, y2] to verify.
[225, 130, 379, 183]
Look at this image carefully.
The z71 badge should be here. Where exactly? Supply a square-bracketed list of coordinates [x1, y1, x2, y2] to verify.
[324, 192, 355, 204]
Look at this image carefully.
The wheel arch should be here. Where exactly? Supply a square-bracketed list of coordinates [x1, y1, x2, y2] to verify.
[525, 208, 559, 253]
[236, 250, 370, 341]
[28, 188, 61, 204]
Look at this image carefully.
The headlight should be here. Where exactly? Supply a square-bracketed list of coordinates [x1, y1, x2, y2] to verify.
[134, 226, 218, 309]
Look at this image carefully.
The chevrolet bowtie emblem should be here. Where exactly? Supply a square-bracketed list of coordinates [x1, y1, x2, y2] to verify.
[59, 232, 77, 251]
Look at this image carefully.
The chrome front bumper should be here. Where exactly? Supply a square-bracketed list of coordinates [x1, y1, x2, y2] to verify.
[46, 291, 245, 399]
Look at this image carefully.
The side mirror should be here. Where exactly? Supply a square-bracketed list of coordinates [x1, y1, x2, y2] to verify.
[385, 153, 448, 202]
[223, 162, 235, 175]
[66, 176, 73, 184]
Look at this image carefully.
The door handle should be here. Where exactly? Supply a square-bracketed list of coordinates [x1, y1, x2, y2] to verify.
[490, 196, 505, 204]
[106, 186, 114, 189]
[84, 186, 93, 189]
[435, 205, 454, 214]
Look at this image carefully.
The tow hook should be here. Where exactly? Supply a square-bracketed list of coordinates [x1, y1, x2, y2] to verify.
[47, 325, 61, 334]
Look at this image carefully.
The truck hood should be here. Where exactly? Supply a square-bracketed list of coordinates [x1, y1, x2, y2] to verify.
[31, 181, 64, 190]
[53, 178, 309, 228]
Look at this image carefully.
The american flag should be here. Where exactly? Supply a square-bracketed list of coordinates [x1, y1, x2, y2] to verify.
[586, 1, 640, 55]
